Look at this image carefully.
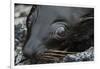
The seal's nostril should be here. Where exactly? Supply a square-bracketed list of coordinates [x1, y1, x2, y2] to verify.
[23, 47, 33, 58]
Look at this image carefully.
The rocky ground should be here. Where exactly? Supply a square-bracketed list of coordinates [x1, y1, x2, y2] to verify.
[14, 4, 32, 65]
[14, 4, 94, 65]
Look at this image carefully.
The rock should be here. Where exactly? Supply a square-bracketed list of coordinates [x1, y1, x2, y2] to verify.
[14, 4, 32, 65]
[15, 5, 32, 18]
[63, 47, 94, 62]
[15, 54, 23, 64]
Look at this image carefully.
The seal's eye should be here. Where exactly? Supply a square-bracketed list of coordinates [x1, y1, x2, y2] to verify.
[56, 26, 66, 37]
[50, 22, 69, 40]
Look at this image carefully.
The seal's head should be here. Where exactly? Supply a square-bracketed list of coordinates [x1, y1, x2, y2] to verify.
[23, 5, 94, 58]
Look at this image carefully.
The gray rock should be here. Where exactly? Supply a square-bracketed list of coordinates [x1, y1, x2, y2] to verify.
[63, 47, 94, 62]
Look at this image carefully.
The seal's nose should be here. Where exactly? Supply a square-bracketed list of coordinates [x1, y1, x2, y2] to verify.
[23, 36, 44, 58]
[23, 47, 33, 58]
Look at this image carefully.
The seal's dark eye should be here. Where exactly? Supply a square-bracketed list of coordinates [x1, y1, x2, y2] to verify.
[50, 22, 69, 40]
[56, 26, 66, 37]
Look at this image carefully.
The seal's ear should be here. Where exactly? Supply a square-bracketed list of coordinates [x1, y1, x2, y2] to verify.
[78, 16, 94, 32]
[78, 17, 94, 31]
[79, 8, 94, 25]
[80, 17, 94, 24]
